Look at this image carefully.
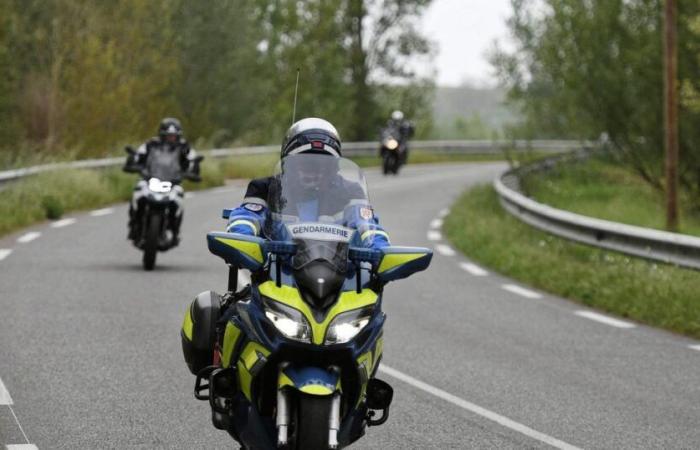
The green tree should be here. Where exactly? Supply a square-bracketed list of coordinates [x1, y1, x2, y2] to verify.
[493, 0, 700, 198]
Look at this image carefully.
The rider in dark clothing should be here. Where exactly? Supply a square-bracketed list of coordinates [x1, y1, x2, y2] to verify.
[126, 117, 200, 242]
[386, 110, 414, 164]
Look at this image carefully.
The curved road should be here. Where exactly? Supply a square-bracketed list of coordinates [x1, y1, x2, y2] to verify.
[1, 163, 699, 449]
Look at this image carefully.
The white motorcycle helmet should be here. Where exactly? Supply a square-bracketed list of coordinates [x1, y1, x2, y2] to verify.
[391, 110, 404, 121]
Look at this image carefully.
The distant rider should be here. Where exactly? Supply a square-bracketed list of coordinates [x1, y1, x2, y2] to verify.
[125, 117, 200, 243]
[386, 110, 414, 163]
[224, 117, 391, 250]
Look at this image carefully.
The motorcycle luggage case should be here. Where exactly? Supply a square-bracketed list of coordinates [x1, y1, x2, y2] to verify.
[181, 290, 222, 375]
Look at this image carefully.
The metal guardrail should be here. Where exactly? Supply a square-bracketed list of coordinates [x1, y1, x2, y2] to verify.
[494, 150, 700, 270]
[0, 139, 578, 185]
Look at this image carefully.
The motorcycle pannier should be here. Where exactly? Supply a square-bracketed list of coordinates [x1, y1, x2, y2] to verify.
[181, 290, 222, 374]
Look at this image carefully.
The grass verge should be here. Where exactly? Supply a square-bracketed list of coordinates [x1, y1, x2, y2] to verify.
[444, 184, 700, 339]
[0, 151, 520, 238]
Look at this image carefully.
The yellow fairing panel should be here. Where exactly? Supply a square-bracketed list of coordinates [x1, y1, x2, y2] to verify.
[259, 281, 378, 345]
[378, 253, 425, 273]
[237, 341, 271, 401]
[214, 236, 263, 263]
[221, 322, 242, 368]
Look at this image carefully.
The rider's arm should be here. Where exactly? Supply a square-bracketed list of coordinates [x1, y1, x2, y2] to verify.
[133, 142, 149, 166]
[180, 141, 199, 171]
[225, 178, 270, 236]
[346, 204, 391, 249]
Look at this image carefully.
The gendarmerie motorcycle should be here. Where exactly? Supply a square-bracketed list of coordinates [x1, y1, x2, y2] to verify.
[379, 127, 406, 175]
[181, 154, 432, 449]
[124, 146, 202, 270]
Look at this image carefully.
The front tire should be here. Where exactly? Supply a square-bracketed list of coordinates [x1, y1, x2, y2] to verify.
[295, 394, 332, 450]
[382, 154, 393, 176]
[143, 213, 161, 271]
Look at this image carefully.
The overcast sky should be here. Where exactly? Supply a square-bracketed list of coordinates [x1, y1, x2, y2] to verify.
[421, 0, 513, 87]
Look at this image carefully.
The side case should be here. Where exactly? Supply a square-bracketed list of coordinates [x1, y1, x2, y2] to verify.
[181, 290, 222, 375]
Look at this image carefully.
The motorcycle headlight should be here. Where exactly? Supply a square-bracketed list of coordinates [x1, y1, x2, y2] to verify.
[264, 300, 312, 343]
[148, 177, 173, 193]
[325, 308, 373, 345]
[386, 139, 399, 150]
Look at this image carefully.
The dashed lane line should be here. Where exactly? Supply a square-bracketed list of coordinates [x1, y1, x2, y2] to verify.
[7, 445, 39, 450]
[459, 262, 489, 276]
[502, 284, 543, 299]
[438, 208, 450, 218]
[379, 365, 582, 450]
[689, 345, 700, 352]
[90, 208, 114, 217]
[16, 232, 40, 244]
[0, 249, 12, 261]
[427, 231, 442, 241]
[50, 218, 76, 228]
[574, 311, 636, 329]
[184, 192, 195, 199]
[0, 377, 12, 405]
[435, 244, 456, 257]
[1, 377, 33, 448]
[429, 218, 443, 229]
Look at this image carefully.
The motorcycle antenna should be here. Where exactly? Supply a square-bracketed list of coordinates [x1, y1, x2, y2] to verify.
[291, 68, 300, 125]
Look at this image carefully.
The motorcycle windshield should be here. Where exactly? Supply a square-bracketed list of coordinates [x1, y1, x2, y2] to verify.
[266, 154, 371, 272]
[144, 148, 182, 182]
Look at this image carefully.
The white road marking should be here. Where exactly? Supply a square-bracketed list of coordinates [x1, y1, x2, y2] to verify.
[1, 377, 32, 447]
[17, 232, 41, 244]
[0, 249, 12, 261]
[502, 284, 542, 299]
[438, 208, 450, 218]
[90, 208, 114, 217]
[427, 231, 442, 241]
[6, 445, 38, 450]
[379, 365, 582, 450]
[184, 192, 195, 199]
[429, 218, 443, 229]
[689, 345, 700, 352]
[574, 311, 636, 329]
[459, 262, 489, 276]
[0, 377, 13, 405]
[435, 244, 456, 257]
[50, 218, 76, 228]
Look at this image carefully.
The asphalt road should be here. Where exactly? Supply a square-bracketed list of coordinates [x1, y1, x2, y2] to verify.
[1, 162, 699, 449]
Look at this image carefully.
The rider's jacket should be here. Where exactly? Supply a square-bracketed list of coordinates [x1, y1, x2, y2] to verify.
[225, 177, 390, 250]
[134, 137, 199, 173]
[387, 119, 415, 143]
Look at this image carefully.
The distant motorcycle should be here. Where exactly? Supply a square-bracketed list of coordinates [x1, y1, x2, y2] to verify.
[124, 146, 203, 270]
[181, 154, 433, 449]
[379, 127, 406, 175]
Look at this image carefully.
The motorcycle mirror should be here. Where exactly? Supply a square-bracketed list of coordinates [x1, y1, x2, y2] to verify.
[375, 246, 433, 283]
[207, 231, 267, 271]
[124, 145, 135, 155]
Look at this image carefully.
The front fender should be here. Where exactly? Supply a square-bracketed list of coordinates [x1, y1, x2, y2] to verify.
[278, 366, 340, 396]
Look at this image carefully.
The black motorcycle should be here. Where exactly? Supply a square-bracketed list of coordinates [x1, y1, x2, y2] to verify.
[379, 127, 406, 175]
[124, 146, 202, 270]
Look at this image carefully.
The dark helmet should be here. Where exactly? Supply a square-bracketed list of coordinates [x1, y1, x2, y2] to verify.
[281, 118, 341, 159]
[158, 117, 183, 138]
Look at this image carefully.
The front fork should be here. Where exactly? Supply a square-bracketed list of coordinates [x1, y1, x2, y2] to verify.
[275, 366, 342, 449]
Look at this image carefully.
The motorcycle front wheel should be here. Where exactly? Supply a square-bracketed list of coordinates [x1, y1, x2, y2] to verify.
[295, 394, 332, 450]
[143, 213, 161, 270]
[382, 154, 393, 175]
